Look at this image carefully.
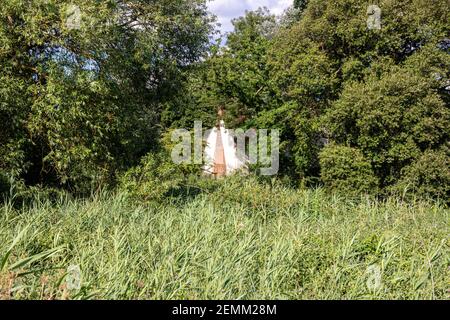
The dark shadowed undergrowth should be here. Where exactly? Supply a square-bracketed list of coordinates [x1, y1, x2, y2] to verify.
[0, 178, 448, 300]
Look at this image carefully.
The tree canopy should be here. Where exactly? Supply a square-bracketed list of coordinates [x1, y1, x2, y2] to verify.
[0, 0, 213, 192]
[1, 0, 448, 201]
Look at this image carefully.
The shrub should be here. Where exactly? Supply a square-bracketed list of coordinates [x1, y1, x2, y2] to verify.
[392, 149, 450, 202]
[119, 151, 184, 202]
[319, 144, 378, 195]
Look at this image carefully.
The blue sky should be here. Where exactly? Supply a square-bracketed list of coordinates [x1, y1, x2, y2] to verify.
[207, 0, 292, 34]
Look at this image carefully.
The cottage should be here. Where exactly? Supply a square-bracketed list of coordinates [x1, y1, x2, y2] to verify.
[203, 120, 247, 177]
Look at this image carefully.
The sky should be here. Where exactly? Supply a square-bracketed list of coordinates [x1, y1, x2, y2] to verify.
[207, 0, 293, 35]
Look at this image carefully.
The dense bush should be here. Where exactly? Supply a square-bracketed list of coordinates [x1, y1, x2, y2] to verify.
[319, 144, 378, 195]
[119, 151, 185, 202]
[118, 132, 206, 203]
[393, 149, 450, 202]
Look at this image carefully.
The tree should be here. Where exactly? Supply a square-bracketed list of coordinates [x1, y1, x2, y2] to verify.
[0, 0, 213, 192]
[165, 8, 278, 128]
[263, 0, 449, 192]
[293, 0, 309, 12]
[325, 45, 449, 190]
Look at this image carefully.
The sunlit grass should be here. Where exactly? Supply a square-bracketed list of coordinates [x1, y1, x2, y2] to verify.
[0, 179, 448, 299]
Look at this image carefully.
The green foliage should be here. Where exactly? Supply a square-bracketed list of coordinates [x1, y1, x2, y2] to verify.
[290, 0, 448, 63]
[393, 149, 450, 202]
[326, 46, 450, 189]
[261, 0, 448, 194]
[294, 0, 309, 11]
[264, 34, 338, 179]
[166, 0, 449, 199]
[319, 144, 378, 195]
[119, 131, 205, 203]
[0, 0, 213, 193]
[1, 0, 449, 200]
[1, 0, 449, 301]
[170, 8, 277, 129]
[118, 147, 193, 203]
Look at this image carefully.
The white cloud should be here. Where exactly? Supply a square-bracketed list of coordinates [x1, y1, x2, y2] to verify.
[245, 0, 292, 15]
[207, 0, 292, 34]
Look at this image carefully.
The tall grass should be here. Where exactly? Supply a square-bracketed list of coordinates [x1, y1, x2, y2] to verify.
[0, 178, 448, 299]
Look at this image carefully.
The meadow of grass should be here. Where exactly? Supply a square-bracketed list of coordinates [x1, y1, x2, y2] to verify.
[0, 178, 448, 300]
